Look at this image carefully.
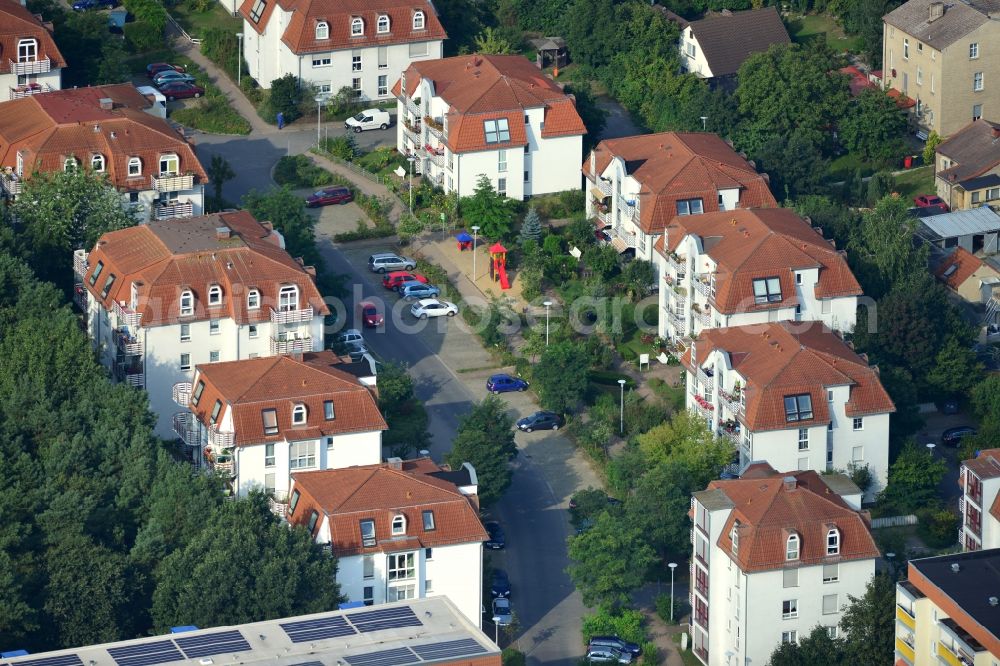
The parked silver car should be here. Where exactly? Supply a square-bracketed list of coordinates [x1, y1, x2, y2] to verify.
[368, 252, 416, 273]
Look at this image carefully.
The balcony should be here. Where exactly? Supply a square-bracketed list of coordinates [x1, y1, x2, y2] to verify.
[1, 172, 22, 196]
[696, 368, 714, 393]
[694, 646, 708, 664]
[268, 495, 289, 517]
[122, 371, 144, 388]
[717, 423, 741, 446]
[270, 306, 313, 324]
[113, 328, 142, 356]
[895, 605, 916, 630]
[939, 618, 984, 666]
[696, 309, 712, 328]
[720, 389, 744, 417]
[895, 636, 915, 664]
[691, 393, 714, 418]
[207, 424, 234, 449]
[271, 335, 312, 354]
[112, 300, 141, 330]
[430, 170, 444, 187]
[423, 115, 444, 139]
[154, 200, 194, 220]
[666, 254, 686, 276]
[73, 249, 88, 281]
[151, 173, 195, 192]
[172, 382, 192, 407]
[73, 283, 88, 311]
[10, 82, 50, 99]
[596, 206, 610, 226]
[612, 227, 637, 249]
[402, 119, 422, 143]
[693, 278, 713, 298]
[937, 641, 967, 666]
[425, 146, 445, 168]
[667, 310, 686, 332]
[10, 57, 50, 75]
[173, 412, 198, 446]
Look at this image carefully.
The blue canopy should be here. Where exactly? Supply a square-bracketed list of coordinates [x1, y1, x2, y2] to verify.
[456, 231, 473, 242]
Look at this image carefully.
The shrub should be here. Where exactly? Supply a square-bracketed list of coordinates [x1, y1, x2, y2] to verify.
[916, 507, 959, 549]
[588, 371, 636, 389]
[355, 193, 394, 225]
[322, 134, 359, 161]
[268, 74, 305, 122]
[200, 28, 240, 78]
[581, 607, 645, 645]
[171, 95, 251, 135]
[655, 593, 690, 624]
[124, 22, 161, 51]
[273, 155, 334, 188]
[501, 649, 525, 666]
[333, 220, 395, 243]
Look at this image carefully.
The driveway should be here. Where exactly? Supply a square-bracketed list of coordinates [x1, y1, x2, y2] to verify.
[319, 235, 602, 665]
[596, 96, 645, 140]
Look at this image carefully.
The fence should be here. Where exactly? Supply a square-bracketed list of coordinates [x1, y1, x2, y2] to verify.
[871, 514, 918, 529]
[165, 12, 202, 44]
[309, 148, 408, 221]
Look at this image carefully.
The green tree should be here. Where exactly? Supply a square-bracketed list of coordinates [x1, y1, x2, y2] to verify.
[754, 127, 830, 200]
[848, 195, 929, 298]
[583, 244, 619, 281]
[923, 130, 943, 165]
[243, 186, 320, 268]
[636, 411, 734, 485]
[96, 41, 130, 85]
[268, 74, 305, 122]
[207, 155, 236, 207]
[446, 396, 516, 506]
[625, 461, 699, 558]
[840, 89, 907, 163]
[461, 175, 515, 239]
[840, 574, 895, 664]
[377, 361, 431, 458]
[474, 27, 513, 54]
[865, 171, 897, 206]
[519, 207, 542, 244]
[926, 338, 983, 396]
[768, 625, 847, 666]
[533, 340, 590, 412]
[877, 442, 947, 513]
[567, 512, 656, 609]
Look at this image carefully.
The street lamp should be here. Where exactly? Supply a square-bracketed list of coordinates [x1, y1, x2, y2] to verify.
[236, 32, 244, 87]
[700, 115, 708, 131]
[406, 155, 416, 217]
[668, 562, 678, 623]
[314, 95, 324, 146]
[471, 225, 481, 282]
[927, 442, 937, 455]
[618, 379, 626, 435]
[543, 300, 552, 346]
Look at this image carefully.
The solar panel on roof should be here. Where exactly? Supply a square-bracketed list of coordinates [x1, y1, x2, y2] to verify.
[289, 662, 325, 666]
[343, 647, 417, 666]
[107, 640, 184, 666]
[4, 656, 82, 666]
[346, 606, 422, 633]
[412, 638, 488, 660]
[280, 616, 357, 643]
[175, 630, 251, 658]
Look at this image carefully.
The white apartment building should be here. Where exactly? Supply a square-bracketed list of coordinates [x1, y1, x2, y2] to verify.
[174, 351, 385, 498]
[656, 208, 861, 341]
[77, 211, 328, 440]
[395, 54, 586, 199]
[683, 321, 894, 496]
[238, 0, 445, 98]
[0, 0, 63, 99]
[690, 465, 879, 665]
[288, 458, 488, 627]
[959, 449, 1000, 552]
[583, 132, 777, 264]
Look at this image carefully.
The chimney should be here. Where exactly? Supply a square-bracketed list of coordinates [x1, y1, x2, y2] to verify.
[98, 98, 113, 111]
[992, 126, 1000, 138]
[951, 562, 961, 573]
[928, 1, 944, 21]
[304, 265, 317, 278]
[215, 226, 232, 240]
[783, 476, 797, 491]
[259, 220, 274, 232]
[387, 457, 403, 470]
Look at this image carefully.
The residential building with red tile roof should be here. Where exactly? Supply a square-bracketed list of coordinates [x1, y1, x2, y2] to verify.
[0, 0, 64, 100]
[395, 54, 586, 199]
[935, 118, 1000, 210]
[0, 83, 207, 221]
[238, 0, 445, 101]
[176, 351, 385, 499]
[690, 464, 878, 665]
[655, 208, 861, 342]
[77, 211, 329, 440]
[934, 246, 1000, 304]
[959, 449, 1000, 552]
[288, 457, 488, 626]
[583, 132, 777, 263]
[681, 321, 893, 495]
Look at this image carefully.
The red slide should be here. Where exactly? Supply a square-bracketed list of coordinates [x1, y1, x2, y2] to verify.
[497, 263, 511, 290]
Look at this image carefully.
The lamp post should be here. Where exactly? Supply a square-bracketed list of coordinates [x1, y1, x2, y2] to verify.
[700, 115, 708, 131]
[618, 378, 626, 435]
[886, 551, 896, 578]
[236, 32, 244, 87]
[471, 225, 481, 282]
[668, 562, 678, 623]
[543, 300, 552, 346]
[406, 156, 416, 217]
[314, 95, 324, 146]
[927, 442, 936, 456]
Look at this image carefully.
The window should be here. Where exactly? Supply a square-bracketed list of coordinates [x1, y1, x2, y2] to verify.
[388, 585, 415, 601]
[263, 472, 275, 495]
[412, 10, 424, 29]
[208, 284, 223, 305]
[361, 519, 376, 546]
[265, 442, 275, 467]
[209, 399, 222, 424]
[209, 350, 219, 362]
[191, 380, 205, 406]
[391, 514, 406, 535]
[127, 157, 141, 176]
[422, 510, 435, 530]
[377, 14, 389, 33]
[363, 586, 374, 606]
[753, 277, 782, 304]
[306, 510, 319, 534]
[292, 403, 307, 425]
[971, 42, 979, 59]
[784, 394, 813, 422]
[352, 77, 362, 91]
[100, 273, 115, 299]
[827, 389, 834, 402]
[315, 21, 328, 40]
[377, 75, 387, 97]
[852, 417, 863, 431]
[917, 66, 922, 85]
[903, 38, 909, 59]
[425, 579, 433, 592]
[91, 154, 105, 172]
[781, 631, 797, 644]
[731, 522, 740, 555]
[320, 400, 335, 420]
[826, 627, 838, 639]
[290, 442, 316, 469]
[64, 157, 77, 172]
[524, 170, 529, 182]
[974, 104, 983, 121]
[378, 46, 388, 69]
[797, 456, 809, 470]
[278, 285, 298, 311]
[89, 261, 104, 287]
[497, 177, 507, 197]
[917, 42, 923, 53]
[363, 555, 374, 579]
[826, 528, 840, 555]
[795, 272, 802, 285]
[248, 0, 265, 22]
[686, 42, 696, 58]
[351, 17, 363, 35]
[248, 325, 258, 339]
[16, 38, 36, 62]
[312, 56, 331, 67]
[352, 54, 362, 71]
[288, 489, 300, 515]
[783, 568, 798, 588]
[409, 41, 428, 57]
[786, 533, 800, 560]
[498, 149, 507, 173]
[931, 74, 935, 93]
[159, 154, 179, 175]
[798, 428, 809, 451]
[974, 72, 984, 91]
[822, 593, 838, 615]
[388, 553, 415, 580]
[209, 319, 220, 335]
[484, 118, 511, 144]
[179, 290, 194, 316]
[973, 191, 983, 204]
[989, 187, 1000, 201]
[823, 563, 839, 583]
[247, 289, 260, 310]
[676, 198, 704, 216]
[782, 599, 798, 619]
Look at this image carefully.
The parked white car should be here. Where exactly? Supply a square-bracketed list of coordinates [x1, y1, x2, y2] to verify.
[345, 109, 391, 132]
[410, 298, 458, 319]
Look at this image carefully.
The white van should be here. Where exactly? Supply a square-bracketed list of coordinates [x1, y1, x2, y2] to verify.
[345, 108, 391, 132]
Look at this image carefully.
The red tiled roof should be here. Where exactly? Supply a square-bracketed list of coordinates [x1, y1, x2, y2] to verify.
[0, 84, 206, 192]
[190, 352, 386, 446]
[240, 0, 446, 54]
[886, 88, 917, 109]
[398, 55, 586, 154]
[964, 449, 1000, 481]
[583, 132, 777, 234]
[82, 211, 328, 326]
[840, 65, 877, 97]
[660, 208, 861, 314]
[935, 247, 990, 290]
[288, 458, 488, 555]
[0, 0, 65, 74]
[707, 467, 879, 573]
[683, 321, 895, 432]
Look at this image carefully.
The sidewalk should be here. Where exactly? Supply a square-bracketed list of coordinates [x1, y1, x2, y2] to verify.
[632, 583, 688, 666]
[307, 152, 406, 223]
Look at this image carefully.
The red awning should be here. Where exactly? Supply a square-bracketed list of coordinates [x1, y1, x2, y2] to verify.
[489, 242, 507, 254]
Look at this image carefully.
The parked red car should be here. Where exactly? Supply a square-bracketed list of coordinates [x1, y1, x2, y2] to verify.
[358, 301, 384, 328]
[146, 63, 185, 78]
[382, 271, 429, 290]
[306, 186, 353, 207]
[158, 81, 205, 100]
[914, 194, 949, 212]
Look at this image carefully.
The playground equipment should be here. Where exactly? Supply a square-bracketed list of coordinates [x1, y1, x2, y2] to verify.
[489, 242, 511, 290]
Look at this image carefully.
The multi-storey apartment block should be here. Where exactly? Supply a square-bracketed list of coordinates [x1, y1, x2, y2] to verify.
[238, 0, 445, 99]
[682, 321, 894, 493]
[656, 208, 861, 341]
[77, 210, 328, 439]
[690, 464, 878, 665]
[896, 549, 1000, 666]
[173, 351, 385, 498]
[394, 54, 586, 199]
[288, 457, 487, 627]
[583, 132, 777, 263]
[959, 449, 1000, 552]
[0, 0, 64, 100]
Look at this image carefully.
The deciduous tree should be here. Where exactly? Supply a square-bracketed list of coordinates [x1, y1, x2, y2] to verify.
[461, 175, 515, 239]
[840, 89, 907, 163]
[446, 396, 516, 506]
[877, 442, 947, 513]
[207, 155, 236, 206]
[768, 625, 847, 666]
[840, 574, 895, 664]
[567, 512, 656, 609]
[473, 27, 513, 54]
[533, 340, 590, 412]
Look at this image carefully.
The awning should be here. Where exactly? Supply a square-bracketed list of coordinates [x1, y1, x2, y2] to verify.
[593, 216, 611, 230]
[611, 236, 629, 253]
[590, 186, 608, 201]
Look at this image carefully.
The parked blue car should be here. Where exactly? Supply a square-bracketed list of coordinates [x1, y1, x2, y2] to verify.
[398, 281, 441, 300]
[487, 373, 529, 394]
[73, 0, 116, 11]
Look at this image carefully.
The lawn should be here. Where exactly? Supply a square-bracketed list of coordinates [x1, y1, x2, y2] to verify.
[893, 165, 935, 201]
[785, 13, 862, 53]
[672, 634, 703, 666]
[170, 3, 242, 39]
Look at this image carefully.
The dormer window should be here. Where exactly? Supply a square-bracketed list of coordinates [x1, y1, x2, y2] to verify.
[351, 17, 364, 36]
[91, 154, 105, 172]
[209, 399, 222, 425]
[64, 156, 78, 172]
[17, 38, 36, 62]
[752, 277, 782, 304]
[247, 289, 260, 310]
[191, 380, 205, 406]
[179, 289, 194, 316]
[89, 260, 104, 287]
[249, 0, 265, 22]
[412, 10, 424, 30]
[324, 400, 335, 420]
[159, 154, 179, 176]
[262, 408, 278, 435]
[100, 273, 115, 299]
[786, 533, 799, 561]
[361, 518, 376, 546]
[315, 20, 328, 40]
[278, 284, 299, 311]
[292, 403, 307, 425]
[391, 514, 406, 535]
[128, 157, 142, 177]
[784, 394, 813, 422]
[307, 510, 319, 534]
[826, 528, 840, 555]
[377, 14, 389, 33]
[208, 284, 223, 306]
[484, 118, 510, 144]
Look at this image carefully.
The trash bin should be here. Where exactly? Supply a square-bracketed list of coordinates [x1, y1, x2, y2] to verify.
[904, 155, 913, 169]
[277, 112, 285, 130]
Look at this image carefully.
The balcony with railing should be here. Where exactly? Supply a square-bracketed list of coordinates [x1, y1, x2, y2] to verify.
[172, 382, 192, 407]
[116, 362, 144, 388]
[667, 310, 686, 332]
[270, 306, 313, 324]
[720, 388, 744, 417]
[10, 81, 50, 99]
[430, 170, 444, 187]
[73, 283, 88, 311]
[666, 253, 686, 276]
[10, 57, 50, 75]
[612, 226, 637, 249]
[113, 328, 142, 356]
[269, 494, 289, 517]
[402, 118, 422, 143]
[696, 308, 712, 328]
[425, 145, 445, 167]
[154, 200, 194, 220]
[894, 635, 915, 664]
[151, 173, 195, 192]
[73, 249, 88, 280]
[895, 604, 916, 631]
[691, 392, 714, 418]
[173, 412, 199, 447]
[112, 300, 142, 330]
[939, 618, 984, 666]
[693, 277, 713, 298]
[271, 335, 312, 354]
[1, 172, 23, 196]
[423, 115, 444, 139]
[697, 368, 714, 393]
[717, 422, 741, 446]
[207, 424, 234, 449]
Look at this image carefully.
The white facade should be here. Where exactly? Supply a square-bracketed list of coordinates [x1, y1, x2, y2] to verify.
[678, 26, 713, 78]
[959, 461, 1000, 551]
[128, 182, 206, 224]
[2, 61, 61, 100]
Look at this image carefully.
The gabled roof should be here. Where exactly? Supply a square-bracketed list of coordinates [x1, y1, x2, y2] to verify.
[683, 321, 895, 432]
[0, 0, 65, 74]
[706, 466, 880, 573]
[935, 246, 993, 290]
[658, 208, 861, 313]
[396, 54, 586, 153]
[239, 0, 446, 53]
[883, 0, 993, 50]
[584, 132, 777, 234]
[685, 7, 790, 77]
[190, 351, 386, 446]
[288, 458, 488, 555]
[82, 211, 328, 326]
[964, 449, 1000, 481]
[937, 119, 1000, 183]
[0, 84, 206, 192]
